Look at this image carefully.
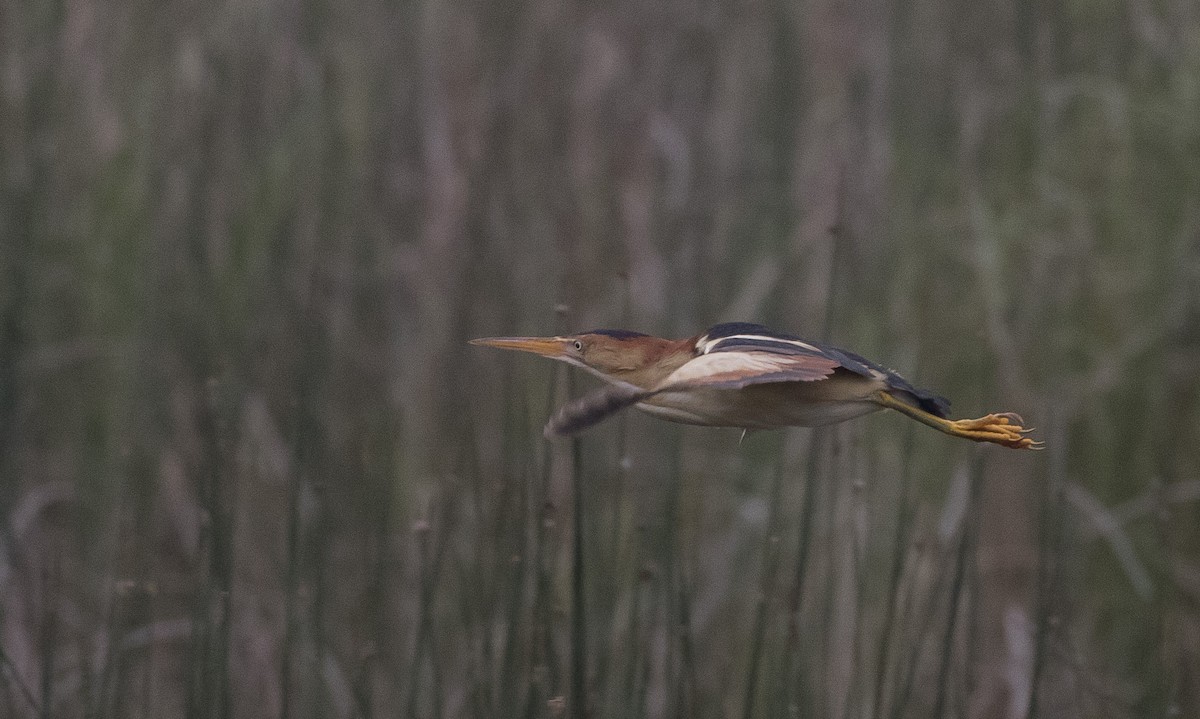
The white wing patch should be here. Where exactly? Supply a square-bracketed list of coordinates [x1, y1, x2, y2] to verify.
[659, 350, 839, 390]
[699, 333, 823, 355]
[667, 351, 791, 382]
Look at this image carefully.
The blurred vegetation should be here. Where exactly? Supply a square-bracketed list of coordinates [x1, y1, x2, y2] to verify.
[1, 0, 1198, 716]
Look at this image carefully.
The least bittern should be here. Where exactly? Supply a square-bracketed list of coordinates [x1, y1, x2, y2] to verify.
[471, 322, 1040, 449]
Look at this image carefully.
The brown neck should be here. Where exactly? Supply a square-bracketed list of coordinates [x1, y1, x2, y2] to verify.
[609, 337, 696, 389]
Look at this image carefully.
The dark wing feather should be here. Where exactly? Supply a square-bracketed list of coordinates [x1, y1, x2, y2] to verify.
[818, 345, 950, 417]
[700, 323, 950, 417]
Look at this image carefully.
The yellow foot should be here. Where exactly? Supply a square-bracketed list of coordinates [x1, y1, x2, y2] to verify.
[949, 413, 1043, 450]
[873, 391, 1044, 450]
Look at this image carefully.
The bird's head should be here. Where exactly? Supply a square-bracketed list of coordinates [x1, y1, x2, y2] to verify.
[470, 329, 689, 388]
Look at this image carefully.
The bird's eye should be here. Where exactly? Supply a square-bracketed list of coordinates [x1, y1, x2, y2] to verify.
[573, 340, 583, 351]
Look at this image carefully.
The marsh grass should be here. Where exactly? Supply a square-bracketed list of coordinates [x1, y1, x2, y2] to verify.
[2, 0, 1199, 716]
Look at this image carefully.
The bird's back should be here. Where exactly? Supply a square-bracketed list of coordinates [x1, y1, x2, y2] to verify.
[696, 323, 950, 418]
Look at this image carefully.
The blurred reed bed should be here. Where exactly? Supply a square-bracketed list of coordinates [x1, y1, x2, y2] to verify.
[1, 0, 1198, 716]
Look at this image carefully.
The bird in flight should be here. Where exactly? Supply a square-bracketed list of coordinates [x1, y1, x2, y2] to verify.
[471, 322, 1040, 449]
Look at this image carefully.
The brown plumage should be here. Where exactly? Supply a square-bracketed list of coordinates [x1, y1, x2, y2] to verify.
[471, 322, 1040, 449]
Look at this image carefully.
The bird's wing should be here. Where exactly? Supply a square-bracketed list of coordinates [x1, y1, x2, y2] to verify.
[697, 324, 951, 417]
[545, 350, 840, 437]
[657, 349, 841, 389]
[545, 384, 651, 437]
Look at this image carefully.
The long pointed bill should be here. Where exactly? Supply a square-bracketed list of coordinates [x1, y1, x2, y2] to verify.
[469, 336, 573, 358]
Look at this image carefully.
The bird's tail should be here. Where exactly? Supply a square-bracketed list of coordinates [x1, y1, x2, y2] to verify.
[888, 386, 951, 419]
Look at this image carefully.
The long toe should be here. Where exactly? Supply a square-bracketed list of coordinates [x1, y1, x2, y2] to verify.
[951, 414, 1009, 432]
[952, 414, 1042, 449]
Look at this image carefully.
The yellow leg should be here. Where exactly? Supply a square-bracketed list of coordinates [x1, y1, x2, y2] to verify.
[873, 391, 1043, 450]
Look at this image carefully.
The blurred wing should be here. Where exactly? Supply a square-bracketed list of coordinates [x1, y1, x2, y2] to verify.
[545, 384, 651, 437]
[545, 350, 841, 437]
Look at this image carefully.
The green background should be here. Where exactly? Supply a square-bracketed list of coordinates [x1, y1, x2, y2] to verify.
[2, 0, 1198, 716]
